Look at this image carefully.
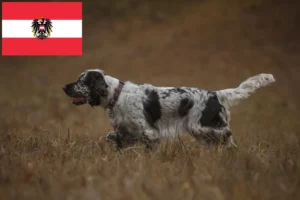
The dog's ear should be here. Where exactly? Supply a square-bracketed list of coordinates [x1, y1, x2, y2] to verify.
[87, 70, 108, 97]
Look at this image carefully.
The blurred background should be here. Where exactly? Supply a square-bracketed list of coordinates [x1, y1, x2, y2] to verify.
[0, 0, 300, 199]
[1, 0, 299, 138]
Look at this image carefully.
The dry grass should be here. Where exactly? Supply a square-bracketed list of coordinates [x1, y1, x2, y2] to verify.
[1, 0, 300, 199]
[0, 128, 299, 200]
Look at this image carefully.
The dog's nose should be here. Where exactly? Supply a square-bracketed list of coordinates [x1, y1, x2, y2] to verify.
[63, 83, 75, 95]
[63, 85, 71, 93]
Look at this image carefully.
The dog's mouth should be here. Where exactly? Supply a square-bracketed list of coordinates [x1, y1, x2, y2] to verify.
[71, 96, 87, 105]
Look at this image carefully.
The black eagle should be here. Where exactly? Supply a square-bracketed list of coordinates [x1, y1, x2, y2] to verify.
[31, 17, 53, 39]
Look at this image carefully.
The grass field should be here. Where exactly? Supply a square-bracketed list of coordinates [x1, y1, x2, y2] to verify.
[1, 0, 300, 199]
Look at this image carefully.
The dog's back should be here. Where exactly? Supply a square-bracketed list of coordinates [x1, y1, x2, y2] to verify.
[139, 73, 275, 147]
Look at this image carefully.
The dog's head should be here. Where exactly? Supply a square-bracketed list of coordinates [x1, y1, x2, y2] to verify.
[63, 69, 108, 107]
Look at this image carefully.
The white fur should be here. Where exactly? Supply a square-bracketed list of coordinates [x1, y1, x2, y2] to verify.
[97, 72, 276, 148]
[216, 74, 275, 109]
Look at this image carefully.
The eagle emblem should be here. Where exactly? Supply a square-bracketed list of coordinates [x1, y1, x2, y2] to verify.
[31, 17, 53, 39]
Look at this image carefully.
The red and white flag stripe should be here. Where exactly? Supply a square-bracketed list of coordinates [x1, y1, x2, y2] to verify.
[2, 2, 82, 56]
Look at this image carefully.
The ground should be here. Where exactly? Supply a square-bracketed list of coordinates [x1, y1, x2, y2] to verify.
[0, 0, 300, 199]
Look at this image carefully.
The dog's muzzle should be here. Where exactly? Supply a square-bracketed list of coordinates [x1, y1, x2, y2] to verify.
[63, 83, 88, 105]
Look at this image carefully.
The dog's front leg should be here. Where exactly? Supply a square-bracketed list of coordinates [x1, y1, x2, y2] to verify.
[141, 133, 160, 150]
[105, 130, 139, 149]
[105, 131, 122, 149]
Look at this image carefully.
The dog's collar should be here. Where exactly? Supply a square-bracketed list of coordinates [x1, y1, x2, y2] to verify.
[107, 81, 125, 109]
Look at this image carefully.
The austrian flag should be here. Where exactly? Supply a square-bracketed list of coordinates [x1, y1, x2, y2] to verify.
[2, 2, 82, 56]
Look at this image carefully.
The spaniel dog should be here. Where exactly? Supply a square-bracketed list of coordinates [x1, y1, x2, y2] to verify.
[63, 69, 275, 149]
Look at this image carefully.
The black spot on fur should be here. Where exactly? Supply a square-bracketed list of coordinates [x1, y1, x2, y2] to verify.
[185, 88, 200, 95]
[176, 87, 187, 94]
[143, 90, 162, 128]
[161, 91, 171, 99]
[200, 93, 226, 128]
[178, 98, 194, 117]
[161, 87, 188, 99]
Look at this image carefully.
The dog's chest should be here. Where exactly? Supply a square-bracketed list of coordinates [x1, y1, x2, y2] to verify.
[108, 108, 124, 130]
[108, 109, 117, 129]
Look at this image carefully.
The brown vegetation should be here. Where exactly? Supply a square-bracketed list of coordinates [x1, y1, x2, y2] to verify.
[1, 0, 300, 199]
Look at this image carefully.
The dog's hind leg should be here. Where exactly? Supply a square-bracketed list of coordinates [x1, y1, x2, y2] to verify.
[188, 126, 237, 148]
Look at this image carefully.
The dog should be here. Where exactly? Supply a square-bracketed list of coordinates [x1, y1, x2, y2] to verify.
[63, 69, 275, 149]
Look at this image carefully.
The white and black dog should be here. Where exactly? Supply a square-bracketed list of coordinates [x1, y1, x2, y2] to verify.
[63, 69, 275, 149]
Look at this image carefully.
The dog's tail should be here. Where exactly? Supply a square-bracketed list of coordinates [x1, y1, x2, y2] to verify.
[216, 73, 275, 109]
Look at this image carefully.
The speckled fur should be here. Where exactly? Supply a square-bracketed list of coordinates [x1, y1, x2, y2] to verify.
[64, 69, 275, 149]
